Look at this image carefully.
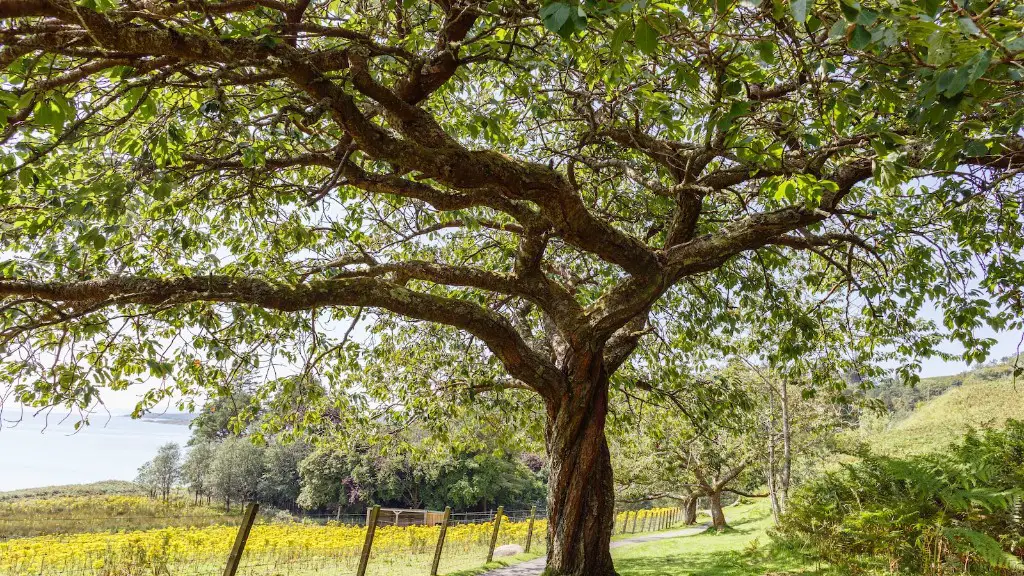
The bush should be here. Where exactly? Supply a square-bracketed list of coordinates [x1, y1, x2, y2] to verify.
[775, 421, 1024, 574]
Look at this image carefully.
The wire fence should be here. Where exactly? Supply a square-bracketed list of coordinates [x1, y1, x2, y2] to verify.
[0, 501, 682, 576]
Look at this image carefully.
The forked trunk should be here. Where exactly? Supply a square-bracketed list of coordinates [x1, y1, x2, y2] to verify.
[544, 358, 617, 576]
[708, 491, 727, 530]
[682, 495, 697, 525]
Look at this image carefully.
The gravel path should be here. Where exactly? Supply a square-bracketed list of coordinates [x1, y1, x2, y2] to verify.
[478, 524, 710, 576]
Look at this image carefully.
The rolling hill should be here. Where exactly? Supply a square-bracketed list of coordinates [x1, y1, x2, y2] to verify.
[863, 360, 1024, 456]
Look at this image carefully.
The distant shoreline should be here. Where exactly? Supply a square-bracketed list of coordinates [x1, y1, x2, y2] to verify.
[136, 412, 196, 426]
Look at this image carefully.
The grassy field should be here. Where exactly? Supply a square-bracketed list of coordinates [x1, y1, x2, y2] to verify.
[0, 494, 238, 539]
[612, 502, 827, 576]
[863, 362, 1024, 456]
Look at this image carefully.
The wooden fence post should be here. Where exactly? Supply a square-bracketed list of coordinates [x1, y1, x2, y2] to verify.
[357, 505, 380, 576]
[429, 506, 451, 576]
[223, 502, 259, 576]
[640, 513, 647, 532]
[619, 511, 629, 535]
[524, 506, 537, 553]
[486, 506, 504, 563]
[631, 510, 639, 533]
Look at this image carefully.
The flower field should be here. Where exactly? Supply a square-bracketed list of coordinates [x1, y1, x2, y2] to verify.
[0, 505, 681, 576]
[0, 496, 236, 539]
[0, 516, 547, 576]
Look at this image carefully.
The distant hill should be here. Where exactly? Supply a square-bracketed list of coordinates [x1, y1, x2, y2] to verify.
[137, 412, 196, 426]
[862, 360, 1024, 456]
[0, 480, 145, 502]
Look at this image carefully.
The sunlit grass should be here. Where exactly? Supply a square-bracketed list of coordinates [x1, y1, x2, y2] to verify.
[612, 502, 830, 576]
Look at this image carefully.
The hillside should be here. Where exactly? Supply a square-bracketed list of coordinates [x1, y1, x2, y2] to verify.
[0, 480, 144, 502]
[864, 360, 1024, 456]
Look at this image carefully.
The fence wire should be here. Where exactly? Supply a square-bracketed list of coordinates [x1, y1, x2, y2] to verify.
[0, 503, 681, 576]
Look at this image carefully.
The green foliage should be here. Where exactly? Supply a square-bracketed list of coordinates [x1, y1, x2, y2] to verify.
[777, 422, 1024, 574]
[296, 431, 545, 513]
[862, 358, 1024, 456]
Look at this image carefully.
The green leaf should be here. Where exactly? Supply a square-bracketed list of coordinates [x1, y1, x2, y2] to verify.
[755, 40, 777, 63]
[33, 99, 65, 129]
[774, 180, 797, 202]
[539, 2, 572, 35]
[966, 50, 992, 83]
[918, 0, 941, 17]
[828, 19, 848, 40]
[635, 20, 659, 55]
[941, 66, 971, 97]
[790, 0, 809, 23]
[957, 16, 980, 35]
[839, 0, 860, 22]
[611, 21, 632, 54]
[849, 24, 871, 50]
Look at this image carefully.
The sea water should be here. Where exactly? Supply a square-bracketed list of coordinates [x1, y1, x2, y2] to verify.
[0, 410, 192, 491]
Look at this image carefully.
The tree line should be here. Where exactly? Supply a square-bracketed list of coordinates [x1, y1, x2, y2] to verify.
[136, 395, 546, 515]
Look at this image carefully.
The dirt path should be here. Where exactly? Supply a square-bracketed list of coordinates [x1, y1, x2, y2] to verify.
[478, 524, 710, 576]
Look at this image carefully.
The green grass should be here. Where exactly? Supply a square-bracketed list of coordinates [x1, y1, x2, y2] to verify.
[442, 552, 544, 576]
[612, 502, 828, 576]
[864, 363, 1024, 456]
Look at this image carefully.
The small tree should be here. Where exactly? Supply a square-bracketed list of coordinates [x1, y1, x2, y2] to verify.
[182, 442, 216, 505]
[259, 440, 308, 510]
[151, 443, 182, 502]
[211, 437, 264, 511]
[135, 461, 158, 499]
[611, 363, 763, 529]
[297, 444, 352, 516]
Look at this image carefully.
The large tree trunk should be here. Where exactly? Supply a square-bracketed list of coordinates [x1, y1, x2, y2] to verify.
[682, 495, 698, 525]
[708, 490, 727, 530]
[544, 356, 617, 576]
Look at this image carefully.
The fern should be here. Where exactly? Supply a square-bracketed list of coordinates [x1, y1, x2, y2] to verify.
[943, 526, 1024, 570]
[775, 419, 1024, 575]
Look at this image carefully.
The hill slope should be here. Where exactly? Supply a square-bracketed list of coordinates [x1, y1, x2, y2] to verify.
[866, 361, 1024, 456]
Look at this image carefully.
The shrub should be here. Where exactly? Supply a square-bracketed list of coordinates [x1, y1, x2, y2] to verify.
[775, 421, 1024, 575]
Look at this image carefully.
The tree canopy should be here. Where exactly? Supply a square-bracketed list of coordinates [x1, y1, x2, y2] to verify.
[1, 0, 1022, 572]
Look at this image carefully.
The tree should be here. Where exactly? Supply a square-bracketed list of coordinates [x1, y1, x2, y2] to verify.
[612, 365, 764, 530]
[134, 461, 158, 499]
[1, 0, 1022, 572]
[297, 444, 354, 516]
[189, 386, 257, 444]
[182, 441, 216, 504]
[140, 442, 183, 501]
[210, 437, 264, 511]
[259, 440, 309, 510]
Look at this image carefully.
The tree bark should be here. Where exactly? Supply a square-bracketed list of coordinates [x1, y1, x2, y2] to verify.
[682, 495, 697, 525]
[779, 379, 792, 515]
[767, 381, 781, 524]
[544, 356, 617, 576]
[708, 490, 727, 530]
